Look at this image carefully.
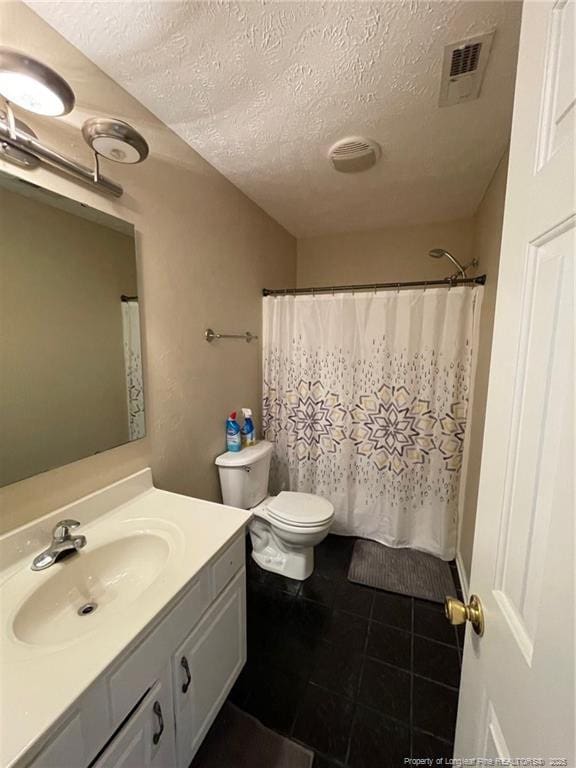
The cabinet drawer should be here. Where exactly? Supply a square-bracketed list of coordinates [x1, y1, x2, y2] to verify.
[212, 534, 244, 597]
[108, 568, 211, 727]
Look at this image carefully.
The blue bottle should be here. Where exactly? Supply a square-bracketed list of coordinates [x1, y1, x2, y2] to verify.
[241, 408, 255, 447]
[226, 411, 242, 452]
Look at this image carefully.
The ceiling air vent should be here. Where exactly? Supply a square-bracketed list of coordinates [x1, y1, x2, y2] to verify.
[328, 136, 381, 173]
[439, 31, 495, 107]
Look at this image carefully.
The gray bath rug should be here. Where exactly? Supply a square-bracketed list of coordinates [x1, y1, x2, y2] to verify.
[191, 702, 314, 768]
[348, 539, 455, 603]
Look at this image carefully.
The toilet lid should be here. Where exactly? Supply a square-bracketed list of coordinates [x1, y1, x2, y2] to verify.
[267, 492, 334, 527]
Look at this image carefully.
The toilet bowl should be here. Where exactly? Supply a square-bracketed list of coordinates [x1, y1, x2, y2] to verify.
[215, 441, 334, 580]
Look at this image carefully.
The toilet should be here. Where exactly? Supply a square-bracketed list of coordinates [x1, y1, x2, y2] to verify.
[215, 440, 334, 580]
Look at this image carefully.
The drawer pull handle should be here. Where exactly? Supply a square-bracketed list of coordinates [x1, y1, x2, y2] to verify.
[180, 655, 192, 693]
[152, 701, 164, 745]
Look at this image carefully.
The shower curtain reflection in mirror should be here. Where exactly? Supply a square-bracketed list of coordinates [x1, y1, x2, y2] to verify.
[121, 299, 145, 441]
[262, 287, 483, 560]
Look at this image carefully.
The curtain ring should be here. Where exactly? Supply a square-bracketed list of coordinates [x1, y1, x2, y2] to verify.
[373, 284, 377, 295]
[396, 282, 400, 294]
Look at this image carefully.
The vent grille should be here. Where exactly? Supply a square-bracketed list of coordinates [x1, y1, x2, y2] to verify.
[331, 139, 373, 157]
[439, 31, 495, 107]
[450, 43, 482, 77]
[328, 136, 381, 173]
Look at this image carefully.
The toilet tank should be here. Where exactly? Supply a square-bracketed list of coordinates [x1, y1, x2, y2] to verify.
[215, 441, 273, 509]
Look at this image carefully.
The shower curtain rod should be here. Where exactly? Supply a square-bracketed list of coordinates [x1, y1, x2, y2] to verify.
[262, 274, 486, 297]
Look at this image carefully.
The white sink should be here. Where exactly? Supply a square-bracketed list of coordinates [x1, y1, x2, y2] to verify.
[12, 534, 170, 646]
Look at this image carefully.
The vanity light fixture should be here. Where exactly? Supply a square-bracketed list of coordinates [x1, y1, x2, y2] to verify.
[82, 118, 149, 164]
[0, 47, 149, 198]
[0, 49, 75, 116]
[82, 117, 149, 183]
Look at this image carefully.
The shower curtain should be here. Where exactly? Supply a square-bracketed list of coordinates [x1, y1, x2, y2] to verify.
[262, 287, 482, 560]
[121, 300, 145, 441]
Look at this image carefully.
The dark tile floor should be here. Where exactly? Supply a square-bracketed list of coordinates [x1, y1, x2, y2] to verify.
[229, 534, 464, 768]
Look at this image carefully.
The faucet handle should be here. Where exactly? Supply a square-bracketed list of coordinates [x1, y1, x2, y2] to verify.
[52, 519, 81, 541]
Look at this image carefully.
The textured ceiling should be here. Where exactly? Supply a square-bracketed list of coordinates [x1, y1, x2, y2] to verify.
[26, 1, 522, 237]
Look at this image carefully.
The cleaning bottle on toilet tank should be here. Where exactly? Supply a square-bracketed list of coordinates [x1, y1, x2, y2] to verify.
[226, 412, 242, 452]
[241, 408, 255, 447]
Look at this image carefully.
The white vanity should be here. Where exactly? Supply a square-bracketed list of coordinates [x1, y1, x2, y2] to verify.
[0, 470, 251, 768]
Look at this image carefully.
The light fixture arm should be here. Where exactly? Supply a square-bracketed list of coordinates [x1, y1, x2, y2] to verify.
[0, 113, 123, 197]
[92, 150, 101, 184]
[3, 98, 16, 140]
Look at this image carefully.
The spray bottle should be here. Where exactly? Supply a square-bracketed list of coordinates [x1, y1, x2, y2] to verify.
[226, 411, 242, 452]
[241, 408, 255, 447]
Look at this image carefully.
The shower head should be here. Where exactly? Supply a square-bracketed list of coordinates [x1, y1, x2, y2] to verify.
[429, 248, 449, 259]
[428, 248, 467, 279]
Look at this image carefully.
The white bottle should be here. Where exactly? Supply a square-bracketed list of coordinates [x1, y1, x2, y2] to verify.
[241, 408, 255, 447]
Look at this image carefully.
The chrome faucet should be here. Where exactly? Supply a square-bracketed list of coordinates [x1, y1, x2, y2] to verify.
[31, 519, 87, 571]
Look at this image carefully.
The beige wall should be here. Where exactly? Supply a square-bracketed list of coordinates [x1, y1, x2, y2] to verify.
[0, 185, 137, 486]
[0, 1, 296, 534]
[297, 218, 475, 286]
[458, 151, 509, 583]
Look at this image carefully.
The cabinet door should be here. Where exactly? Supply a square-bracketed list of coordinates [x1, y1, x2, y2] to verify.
[93, 664, 176, 768]
[173, 568, 246, 767]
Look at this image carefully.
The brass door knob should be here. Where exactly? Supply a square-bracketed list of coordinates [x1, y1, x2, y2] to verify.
[444, 594, 485, 636]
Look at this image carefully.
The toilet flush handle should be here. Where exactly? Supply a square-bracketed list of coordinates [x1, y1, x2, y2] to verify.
[226, 465, 251, 472]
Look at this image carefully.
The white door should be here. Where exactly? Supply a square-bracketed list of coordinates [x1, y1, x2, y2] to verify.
[455, 0, 575, 761]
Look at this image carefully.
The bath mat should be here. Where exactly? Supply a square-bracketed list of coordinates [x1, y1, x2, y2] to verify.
[191, 702, 314, 768]
[348, 539, 455, 603]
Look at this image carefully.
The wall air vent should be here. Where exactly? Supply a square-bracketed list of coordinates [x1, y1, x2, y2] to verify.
[328, 136, 381, 173]
[439, 31, 495, 107]
[450, 42, 482, 77]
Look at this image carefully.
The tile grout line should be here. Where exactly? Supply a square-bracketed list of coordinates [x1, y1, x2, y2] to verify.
[357, 650, 460, 693]
[344, 655, 365, 767]
[342, 566, 372, 767]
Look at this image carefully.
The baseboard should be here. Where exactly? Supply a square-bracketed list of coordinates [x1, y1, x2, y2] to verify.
[455, 551, 470, 601]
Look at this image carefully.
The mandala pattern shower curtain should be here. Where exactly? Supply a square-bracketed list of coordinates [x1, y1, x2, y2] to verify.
[262, 287, 482, 560]
[121, 299, 145, 441]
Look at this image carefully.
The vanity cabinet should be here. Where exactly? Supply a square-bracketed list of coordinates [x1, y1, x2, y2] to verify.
[24, 534, 247, 768]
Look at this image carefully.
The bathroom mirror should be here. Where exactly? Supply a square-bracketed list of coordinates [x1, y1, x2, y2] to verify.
[0, 171, 145, 487]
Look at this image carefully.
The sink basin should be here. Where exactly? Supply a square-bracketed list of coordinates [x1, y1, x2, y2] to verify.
[12, 534, 169, 647]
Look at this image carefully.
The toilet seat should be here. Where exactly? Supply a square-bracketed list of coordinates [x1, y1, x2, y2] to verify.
[266, 492, 334, 528]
